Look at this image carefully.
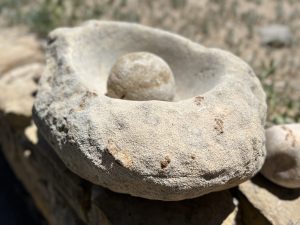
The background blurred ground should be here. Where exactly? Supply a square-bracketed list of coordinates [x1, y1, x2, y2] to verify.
[1, 0, 299, 125]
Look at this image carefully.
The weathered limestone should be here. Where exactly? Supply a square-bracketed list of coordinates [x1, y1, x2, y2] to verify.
[0, 120, 241, 225]
[0, 59, 240, 225]
[33, 21, 267, 200]
[261, 124, 300, 188]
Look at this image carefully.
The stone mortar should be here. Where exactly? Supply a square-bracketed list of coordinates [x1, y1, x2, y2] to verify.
[33, 21, 267, 201]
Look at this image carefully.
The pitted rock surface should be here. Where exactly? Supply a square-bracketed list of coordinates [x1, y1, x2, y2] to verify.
[33, 21, 267, 200]
[261, 124, 300, 188]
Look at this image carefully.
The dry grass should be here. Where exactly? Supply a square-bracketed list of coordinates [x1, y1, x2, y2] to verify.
[1, 0, 299, 125]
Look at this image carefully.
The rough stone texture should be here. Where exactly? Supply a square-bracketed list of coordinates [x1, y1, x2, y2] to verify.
[0, 63, 44, 129]
[0, 64, 240, 225]
[0, 121, 241, 225]
[107, 52, 176, 101]
[239, 175, 300, 225]
[261, 124, 300, 188]
[259, 24, 292, 48]
[33, 20, 267, 201]
[0, 27, 44, 76]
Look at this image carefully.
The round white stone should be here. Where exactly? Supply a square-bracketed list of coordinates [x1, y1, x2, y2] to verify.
[107, 52, 175, 101]
[261, 124, 300, 188]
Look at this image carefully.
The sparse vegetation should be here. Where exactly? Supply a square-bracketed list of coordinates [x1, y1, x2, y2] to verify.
[258, 60, 300, 125]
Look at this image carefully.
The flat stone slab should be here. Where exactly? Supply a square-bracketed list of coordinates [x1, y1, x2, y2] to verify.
[0, 63, 44, 129]
[33, 21, 267, 200]
[239, 175, 300, 225]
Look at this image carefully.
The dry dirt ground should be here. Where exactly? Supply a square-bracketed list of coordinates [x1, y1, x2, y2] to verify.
[0, 0, 299, 124]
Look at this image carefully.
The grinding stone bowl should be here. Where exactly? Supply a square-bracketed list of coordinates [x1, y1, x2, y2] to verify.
[33, 21, 267, 201]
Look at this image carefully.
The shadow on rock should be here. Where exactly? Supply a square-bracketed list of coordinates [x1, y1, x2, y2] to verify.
[252, 174, 300, 200]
